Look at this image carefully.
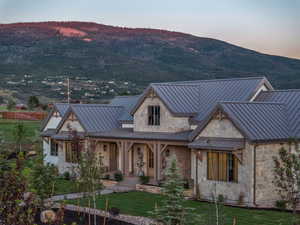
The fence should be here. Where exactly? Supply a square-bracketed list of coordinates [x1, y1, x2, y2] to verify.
[0, 111, 47, 121]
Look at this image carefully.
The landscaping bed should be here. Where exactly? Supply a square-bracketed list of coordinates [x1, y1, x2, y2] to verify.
[34, 209, 134, 225]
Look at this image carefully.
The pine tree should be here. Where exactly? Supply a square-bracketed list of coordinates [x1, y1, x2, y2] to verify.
[150, 155, 202, 225]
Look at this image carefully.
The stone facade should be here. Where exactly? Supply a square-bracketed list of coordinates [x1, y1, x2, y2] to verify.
[133, 96, 190, 133]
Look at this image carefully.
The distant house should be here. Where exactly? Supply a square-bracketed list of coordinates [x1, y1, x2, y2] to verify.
[41, 77, 300, 208]
[15, 104, 28, 110]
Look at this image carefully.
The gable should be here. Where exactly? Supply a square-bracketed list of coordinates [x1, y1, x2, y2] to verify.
[196, 111, 244, 139]
[133, 94, 191, 132]
[60, 112, 85, 132]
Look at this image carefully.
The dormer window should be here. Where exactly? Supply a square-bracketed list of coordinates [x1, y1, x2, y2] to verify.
[148, 105, 160, 126]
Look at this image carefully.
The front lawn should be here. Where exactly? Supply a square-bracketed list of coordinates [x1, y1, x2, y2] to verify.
[66, 191, 293, 225]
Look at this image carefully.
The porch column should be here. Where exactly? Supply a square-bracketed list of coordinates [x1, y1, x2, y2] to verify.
[153, 142, 158, 181]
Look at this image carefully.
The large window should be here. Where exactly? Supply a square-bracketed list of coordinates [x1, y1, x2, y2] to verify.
[148, 105, 160, 126]
[207, 152, 238, 182]
[50, 140, 58, 156]
[65, 142, 80, 163]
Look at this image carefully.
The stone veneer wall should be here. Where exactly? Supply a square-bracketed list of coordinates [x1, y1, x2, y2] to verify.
[191, 142, 254, 205]
[133, 96, 191, 132]
[254, 142, 295, 208]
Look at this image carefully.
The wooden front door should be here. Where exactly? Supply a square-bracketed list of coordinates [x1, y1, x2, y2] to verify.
[147, 148, 154, 177]
[109, 143, 118, 171]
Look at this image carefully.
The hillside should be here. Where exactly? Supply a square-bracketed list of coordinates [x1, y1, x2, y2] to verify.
[0, 21, 300, 92]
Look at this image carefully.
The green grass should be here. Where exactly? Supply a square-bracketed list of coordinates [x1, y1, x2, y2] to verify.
[0, 119, 41, 142]
[66, 191, 294, 225]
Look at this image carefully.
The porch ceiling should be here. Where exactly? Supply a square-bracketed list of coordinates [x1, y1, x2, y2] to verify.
[188, 137, 245, 151]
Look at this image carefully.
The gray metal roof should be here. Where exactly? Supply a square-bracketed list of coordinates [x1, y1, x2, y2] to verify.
[255, 90, 300, 139]
[190, 102, 290, 142]
[40, 129, 56, 137]
[40, 103, 70, 131]
[131, 77, 272, 119]
[188, 137, 245, 150]
[68, 104, 124, 133]
[87, 128, 191, 142]
[54, 103, 70, 116]
[109, 95, 140, 122]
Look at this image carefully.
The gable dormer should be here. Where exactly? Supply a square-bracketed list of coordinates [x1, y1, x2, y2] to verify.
[133, 87, 191, 133]
[60, 112, 85, 132]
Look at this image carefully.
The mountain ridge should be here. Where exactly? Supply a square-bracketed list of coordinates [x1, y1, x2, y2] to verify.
[0, 21, 300, 90]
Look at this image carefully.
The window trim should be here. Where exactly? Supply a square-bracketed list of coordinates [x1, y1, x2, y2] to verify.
[207, 151, 238, 183]
[148, 105, 160, 126]
[50, 139, 58, 156]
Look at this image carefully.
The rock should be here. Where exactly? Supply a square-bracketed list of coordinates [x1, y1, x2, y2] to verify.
[40, 210, 56, 223]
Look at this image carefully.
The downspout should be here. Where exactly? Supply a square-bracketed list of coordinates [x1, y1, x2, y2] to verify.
[195, 150, 198, 196]
[253, 144, 257, 206]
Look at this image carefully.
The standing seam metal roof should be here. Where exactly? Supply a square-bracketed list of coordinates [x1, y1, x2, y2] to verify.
[255, 90, 300, 138]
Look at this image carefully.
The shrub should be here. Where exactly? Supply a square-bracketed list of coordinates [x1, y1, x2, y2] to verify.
[63, 171, 70, 180]
[103, 174, 110, 180]
[139, 175, 150, 184]
[114, 171, 123, 181]
[275, 200, 288, 210]
[109, 207, 120, 216]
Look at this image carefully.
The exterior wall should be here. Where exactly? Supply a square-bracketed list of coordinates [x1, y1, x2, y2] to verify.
[133, 96, 190, 132]
[44, 116, 62, 131]
[192, 116, 253, 205]
[254, 142, 295, 208]
[57, 141, 78, 175]
[197, 118, 243, 138]
[43, 139, 59, 166]
[60, 115, 85, 132]
[191, 142, 254, 205]
[96, 142, 110, 170]
[161, 145, 191, 179]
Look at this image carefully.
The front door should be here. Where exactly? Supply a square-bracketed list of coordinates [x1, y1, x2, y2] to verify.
[109, 143, 118, 171]
[147, 148, 154, 177]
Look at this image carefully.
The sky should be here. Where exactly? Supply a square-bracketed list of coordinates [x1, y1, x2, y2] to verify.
[0, 0, 299, 59]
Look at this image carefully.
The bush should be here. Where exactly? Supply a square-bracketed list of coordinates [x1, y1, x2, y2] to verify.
[109, 207, 120, 216]
[63, 171, 70, 180]
[275, 200, 288, 210]
[103, 174, 110, 180]
[139, 175, 150, 184]
[114, 171, 123, 181]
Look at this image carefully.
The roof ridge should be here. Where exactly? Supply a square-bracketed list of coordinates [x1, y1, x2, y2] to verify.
[261, 89, 300, 93]
[113, 95, 139, 98]
[151, 76, 266, 85]
[219, 101, 285, 105]
[71, 104, 123, 108]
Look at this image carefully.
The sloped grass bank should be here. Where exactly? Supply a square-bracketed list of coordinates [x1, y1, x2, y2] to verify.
[66, 191, 293, 225]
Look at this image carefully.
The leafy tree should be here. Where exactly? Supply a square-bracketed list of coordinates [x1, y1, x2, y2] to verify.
[150, 155, 202, 225]
[7, 98, 16, 111]
[27, 95, 40, 110]
[273, 145, 300, 215]
[0, 154, 38, 225]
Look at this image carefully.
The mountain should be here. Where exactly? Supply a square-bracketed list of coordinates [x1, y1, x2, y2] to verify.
[0, 21, 300, 89]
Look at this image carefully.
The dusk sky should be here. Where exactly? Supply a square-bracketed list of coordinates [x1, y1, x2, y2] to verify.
[0, 0, 299, 59]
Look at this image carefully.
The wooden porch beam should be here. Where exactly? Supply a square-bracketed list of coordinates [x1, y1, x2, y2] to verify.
[233, 150, 243, 165]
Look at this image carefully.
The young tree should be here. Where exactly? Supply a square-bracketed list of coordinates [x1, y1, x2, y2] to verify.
[150, 155, 202, 225]
[69, 131, 103, 225]
[27, 96, 40, 110]
[12, 122, 28, 153]
[273, 145, 300, 215]
[31, 151, 58, 209]
[7, 98, 16, 111]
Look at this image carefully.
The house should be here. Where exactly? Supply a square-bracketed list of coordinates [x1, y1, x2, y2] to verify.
[41, 77, 300, 208]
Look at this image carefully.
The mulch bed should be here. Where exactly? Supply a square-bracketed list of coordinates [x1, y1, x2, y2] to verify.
[35, 209, 134, 225]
